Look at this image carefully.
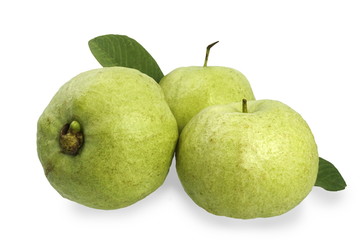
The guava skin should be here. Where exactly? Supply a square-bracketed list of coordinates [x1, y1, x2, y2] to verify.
[159, 66, 255, 132]
[37, 67, 178, 210]
[176, 100, 319, 219]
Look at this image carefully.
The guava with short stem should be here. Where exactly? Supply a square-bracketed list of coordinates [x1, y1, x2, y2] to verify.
[159, 42, 255, 132]
[176, 99, 319, 219]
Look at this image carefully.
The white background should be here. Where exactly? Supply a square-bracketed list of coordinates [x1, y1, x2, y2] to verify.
[1, 0, 359, 239]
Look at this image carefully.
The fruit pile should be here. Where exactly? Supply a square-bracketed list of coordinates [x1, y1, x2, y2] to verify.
[37, 35, 346, 219]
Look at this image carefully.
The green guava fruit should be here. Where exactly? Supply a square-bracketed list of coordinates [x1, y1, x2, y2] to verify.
[159, 42, 255, 131]
[37, 67, 178, 210]
[176, 99, 319, 219]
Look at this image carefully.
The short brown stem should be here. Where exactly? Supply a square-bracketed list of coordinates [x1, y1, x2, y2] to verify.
[242, 99, 248, 113]
[203, 41, 219, 67]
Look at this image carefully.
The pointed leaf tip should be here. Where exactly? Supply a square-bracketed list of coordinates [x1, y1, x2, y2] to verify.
[315, 157, 347, 191]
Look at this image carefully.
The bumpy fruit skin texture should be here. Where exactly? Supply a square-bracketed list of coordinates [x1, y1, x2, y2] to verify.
[176, 100, 319, 219]
[159, 66, 255, 131]
[37, 67, 178, 210]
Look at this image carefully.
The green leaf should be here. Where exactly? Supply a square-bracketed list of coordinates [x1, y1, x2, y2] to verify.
[315, 157, 347, 191]
[88, 34, 164, 82]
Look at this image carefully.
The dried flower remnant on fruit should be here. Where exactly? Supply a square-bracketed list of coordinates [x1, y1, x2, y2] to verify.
[59, 120, 84, 155]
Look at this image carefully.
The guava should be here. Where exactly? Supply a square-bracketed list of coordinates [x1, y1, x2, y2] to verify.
[37, 67, 178, 209]
[159, 42, 255, 131]
[176, 99, 319, 218]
